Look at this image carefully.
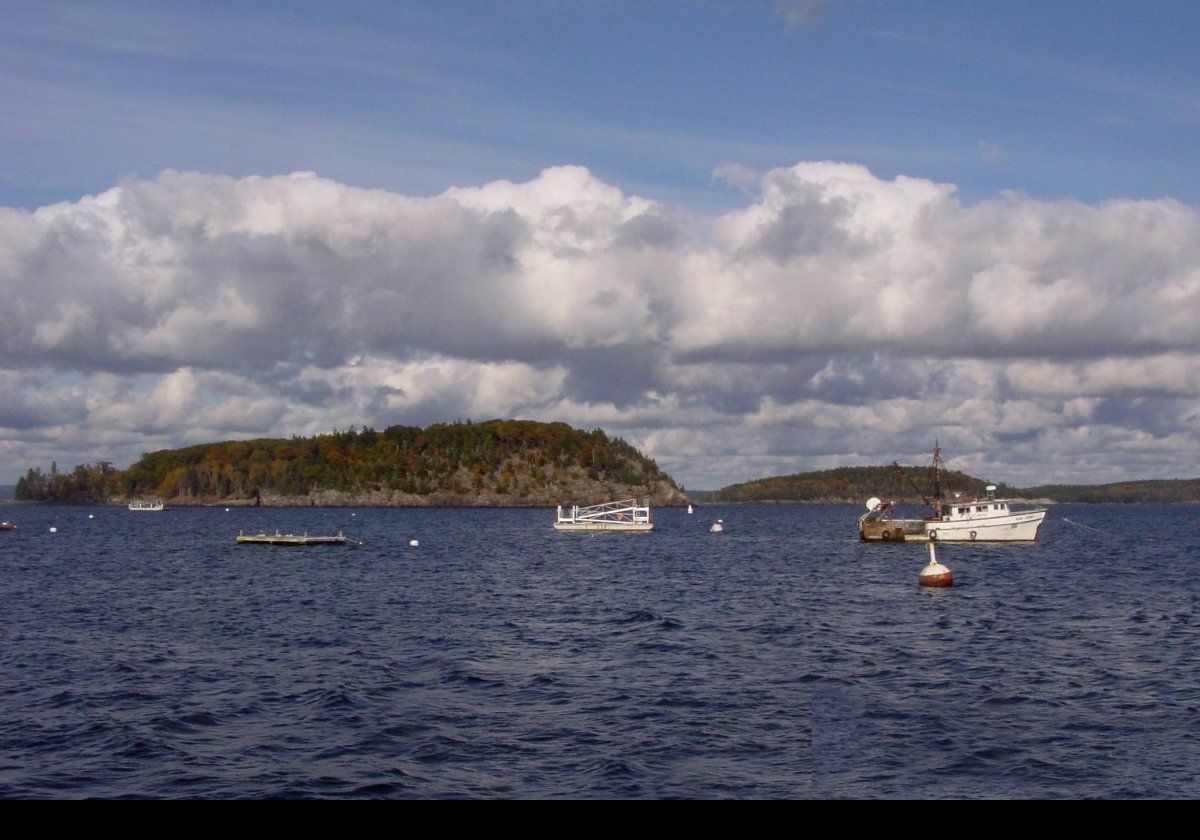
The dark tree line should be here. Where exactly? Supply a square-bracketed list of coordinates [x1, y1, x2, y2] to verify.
[710, 465, 1200, 504]
[710, 465, 1005, 503]
[1016, 478, 1200, 503]
[15, 461, 122, 503]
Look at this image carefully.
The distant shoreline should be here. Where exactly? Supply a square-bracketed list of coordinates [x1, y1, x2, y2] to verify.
[0, 499, 692, 509]
[8, 497, 1200, 507]
[706, 467, 1200, 505]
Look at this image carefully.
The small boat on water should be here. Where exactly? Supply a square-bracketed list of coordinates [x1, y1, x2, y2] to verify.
[128, 499, 165, 511]
[236, 529, 357, 546]
[554, 499, 653, 532]
[0, 521, 16, 531]
[859, 444, 1047, 542]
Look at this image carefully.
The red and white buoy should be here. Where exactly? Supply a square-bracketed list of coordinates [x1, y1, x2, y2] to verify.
[919, 541, 953, 587]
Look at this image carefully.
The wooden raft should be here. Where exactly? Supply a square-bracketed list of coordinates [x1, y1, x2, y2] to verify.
[235, 529, 358, 546]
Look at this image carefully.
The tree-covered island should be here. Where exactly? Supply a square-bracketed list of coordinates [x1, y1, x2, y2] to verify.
[15, 419, 689, 507]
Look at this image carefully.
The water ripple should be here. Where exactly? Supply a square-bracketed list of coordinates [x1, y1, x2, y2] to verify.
[2, 503, 1199, 797]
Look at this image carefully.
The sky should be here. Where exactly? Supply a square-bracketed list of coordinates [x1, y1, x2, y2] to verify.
[2, 1, 1200, 489]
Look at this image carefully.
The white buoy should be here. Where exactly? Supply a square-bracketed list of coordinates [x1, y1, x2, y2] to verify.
[225, 507, 230, 512]
[409, 539, 419, 547]
[919, 541, 953, 587]
[49, 526, 58, 533]
[709, 519, 724, 533]
[88, 514, 94, 519]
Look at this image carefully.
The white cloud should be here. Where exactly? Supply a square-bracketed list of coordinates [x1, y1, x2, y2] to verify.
[3, 163, 1200, 486]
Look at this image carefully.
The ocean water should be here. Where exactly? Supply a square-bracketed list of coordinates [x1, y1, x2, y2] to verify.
[1, 501, 1198, 799]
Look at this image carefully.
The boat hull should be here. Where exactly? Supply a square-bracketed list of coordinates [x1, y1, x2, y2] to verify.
[236, 531, 349, 545]
[926, 509, 1046, 542]
[859, 518, 927, 542]
[553, 522, 653, 532]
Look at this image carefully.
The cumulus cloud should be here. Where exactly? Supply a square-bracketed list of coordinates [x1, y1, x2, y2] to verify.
[3, 162, 1200, 486]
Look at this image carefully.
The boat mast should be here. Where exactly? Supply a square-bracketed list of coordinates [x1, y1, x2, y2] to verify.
[932, 440, 944, 518]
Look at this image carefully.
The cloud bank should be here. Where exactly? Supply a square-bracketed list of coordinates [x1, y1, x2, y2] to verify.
[3, 163, 1199, 487]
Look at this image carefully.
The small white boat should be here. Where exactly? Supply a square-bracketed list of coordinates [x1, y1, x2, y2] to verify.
[709, 519, 724, 533]
[687, 504, 694, 514]
[554, 499, 653, 532]
[128, 499, 165, 512]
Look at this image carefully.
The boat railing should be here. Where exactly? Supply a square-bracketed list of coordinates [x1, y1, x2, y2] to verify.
[556, 499, 651, 524]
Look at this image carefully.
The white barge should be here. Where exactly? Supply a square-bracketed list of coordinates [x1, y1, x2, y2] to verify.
[128, 499, 165, 511]
[554, 499, 653, 532]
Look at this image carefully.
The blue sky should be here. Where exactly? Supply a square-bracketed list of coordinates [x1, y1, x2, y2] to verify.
[5, 1, 1200, 211]
[4, 1, 1200, 489]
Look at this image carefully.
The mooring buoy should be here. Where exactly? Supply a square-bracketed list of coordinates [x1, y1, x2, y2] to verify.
[919, 541, 953, 587]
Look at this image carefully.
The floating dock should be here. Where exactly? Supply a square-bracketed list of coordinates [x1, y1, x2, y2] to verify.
[554, 499, 653, 532]
[235, 529, 357, 546]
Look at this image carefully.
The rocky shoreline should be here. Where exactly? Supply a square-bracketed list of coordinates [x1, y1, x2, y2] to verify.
[115, 482, 690, 508]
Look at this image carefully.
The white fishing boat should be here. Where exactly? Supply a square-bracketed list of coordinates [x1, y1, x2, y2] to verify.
[925, 488, 1046, 542]
[554, 499, 653, 532]
[128, 499, 165, 512]
[859, 445, 1046, 542]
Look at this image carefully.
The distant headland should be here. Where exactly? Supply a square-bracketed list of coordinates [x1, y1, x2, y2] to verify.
[13, 420, 689, 508]
[705, 466, 1200, 505]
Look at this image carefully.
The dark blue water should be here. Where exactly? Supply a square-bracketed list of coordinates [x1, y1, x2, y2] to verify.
[1, 502, 1198, 798]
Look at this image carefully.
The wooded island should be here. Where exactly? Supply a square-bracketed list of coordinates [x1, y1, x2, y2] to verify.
[15, 420, 689, 507]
